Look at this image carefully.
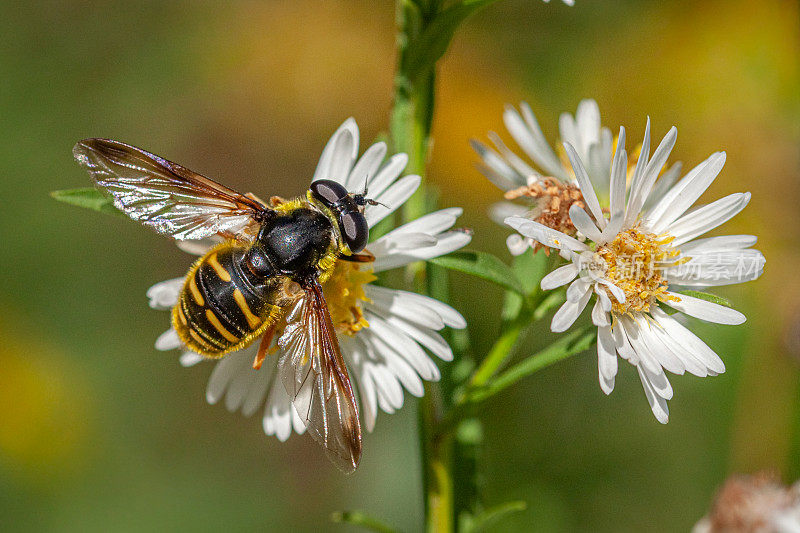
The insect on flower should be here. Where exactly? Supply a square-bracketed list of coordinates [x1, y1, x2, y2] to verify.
[73, 138, 388, 472]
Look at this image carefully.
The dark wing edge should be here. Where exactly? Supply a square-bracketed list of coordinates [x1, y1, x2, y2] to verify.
[72, 138, 267, 241]
[277, 280, 362, 473]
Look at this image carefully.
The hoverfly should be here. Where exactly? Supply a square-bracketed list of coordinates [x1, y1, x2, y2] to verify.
[73, 138, 381, 472]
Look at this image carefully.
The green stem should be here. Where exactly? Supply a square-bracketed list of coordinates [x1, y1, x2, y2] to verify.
[391, 2, 450, 531]
[468, 314, 528, 388]
[468, 325, 596, 404]
[435, 324, 596, 437]
[468, 289, 550, 389]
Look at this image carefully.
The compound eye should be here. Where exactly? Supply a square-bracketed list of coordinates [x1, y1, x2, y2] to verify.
[341, 211, 369, 253]
[310, 179, 348, 208]
[245, 248, 272, 277]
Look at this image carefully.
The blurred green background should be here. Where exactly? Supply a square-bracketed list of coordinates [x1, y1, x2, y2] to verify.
[1, 1, 798, 531]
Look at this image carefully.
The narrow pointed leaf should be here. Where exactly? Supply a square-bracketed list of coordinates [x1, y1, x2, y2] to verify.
[430, 250, 525, 294]
[331, 511, 398, 533]
[677, 290, 733, 308]
[51, 188, 123, 217]
[464, 501, 527, 533]
[403, 0, 500, 82]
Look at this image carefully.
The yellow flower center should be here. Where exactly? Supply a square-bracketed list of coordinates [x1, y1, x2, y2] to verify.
[593, 227, 685, 315]
[321, 259, 376, 335]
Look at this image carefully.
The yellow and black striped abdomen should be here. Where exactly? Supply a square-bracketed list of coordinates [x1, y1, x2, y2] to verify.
[173, 241, 284, 357]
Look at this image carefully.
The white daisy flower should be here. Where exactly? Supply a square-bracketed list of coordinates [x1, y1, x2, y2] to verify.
[148, 118, 470, 442]
[473, 99, 682, 255]
[505, 120, 765, 423]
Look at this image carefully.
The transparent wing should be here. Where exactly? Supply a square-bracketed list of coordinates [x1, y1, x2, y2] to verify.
[73, 138, 268, 240]
[277, 280, 362, 472]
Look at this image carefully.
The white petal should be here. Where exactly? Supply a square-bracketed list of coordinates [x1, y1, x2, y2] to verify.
[636, 365, 670, 423]
[680, 234, 758, 253]
[569, 204, 603, 242]
[225, 359, 262, 413]
[634, 316, 685, 375]
[669, 192, 751, 246]
[471, 139, 525, 190]
[147, 278, 183, 309]
[505, 216, 589, 252]
[365, 153, 410, 199]
[371, 231, 471, 272]
[642, 367, 675, 402]
[646, 152, 726, 232]
[345, 337, 379, 432]
[241, 363, 272, 418]
[626, 126, 677, 224]
[619, 317, 662, 376]
[651, 307, 725, 374]
[179, 351, 204, 367]
[645, 162, 683, 208]
[489, 201, 529, 225]
[541, 263, 578, 290]
[312, 117, 358, 185]
[383, 315, 454, 362]
[597, 326, 618, 394]
[647, 321, 709, 377]
[505, 103, 565, 179]
[206, 352, 250, 405]
[176, 238, 219, 256]
[380, 207, 462, 238]
[611, 320, 639, 365]
[366, 313, 441, 382]
[566, 278, 590, 303]
[364, 285, 443, 329]
[624, 118, 651, 225]
[594, 284, 612, 312]
[346, 141, 387, 192]
[551, 285, 591, 332]
[365, 285, 465, 329]
[263, 380, 296, 442]
[563, 142, 605, 227]
[665, 249, 765, 286]
[664, 292, 746, 325]
[365, 175, 422, 227]
[364, 317, 429, 394]
[574, 99, 602, 158]
[359, 335, 404, 412]
[488, 131, 540, 181]
[155, 328, 181, 351]
[608, 127, 627, 223]
[591, 298, 610, 327]
[312, 118, 359, 184]
[506, 233, 530, 256]
[598, 279, 626, 305]
[368, 232, 439, 257]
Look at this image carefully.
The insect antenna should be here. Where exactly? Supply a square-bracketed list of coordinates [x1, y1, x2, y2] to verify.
[353, 173, 388, 209]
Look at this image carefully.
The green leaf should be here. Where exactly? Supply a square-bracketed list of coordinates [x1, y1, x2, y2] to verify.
[51, 188, 123, 217]
[512, 249, 549, 294]
[461, 501, 527, 533]
[430, 250, 525, 295]
[402, 0, 500, 83]
[500, 290, 524, 322]
[661, 290, 734, 315]
[502, 250, 552, 321]
[676, 290, 733, 308]
[330, 511, 397, 533]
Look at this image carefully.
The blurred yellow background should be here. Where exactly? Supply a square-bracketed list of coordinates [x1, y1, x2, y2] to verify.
[0, 1, 797, 531]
